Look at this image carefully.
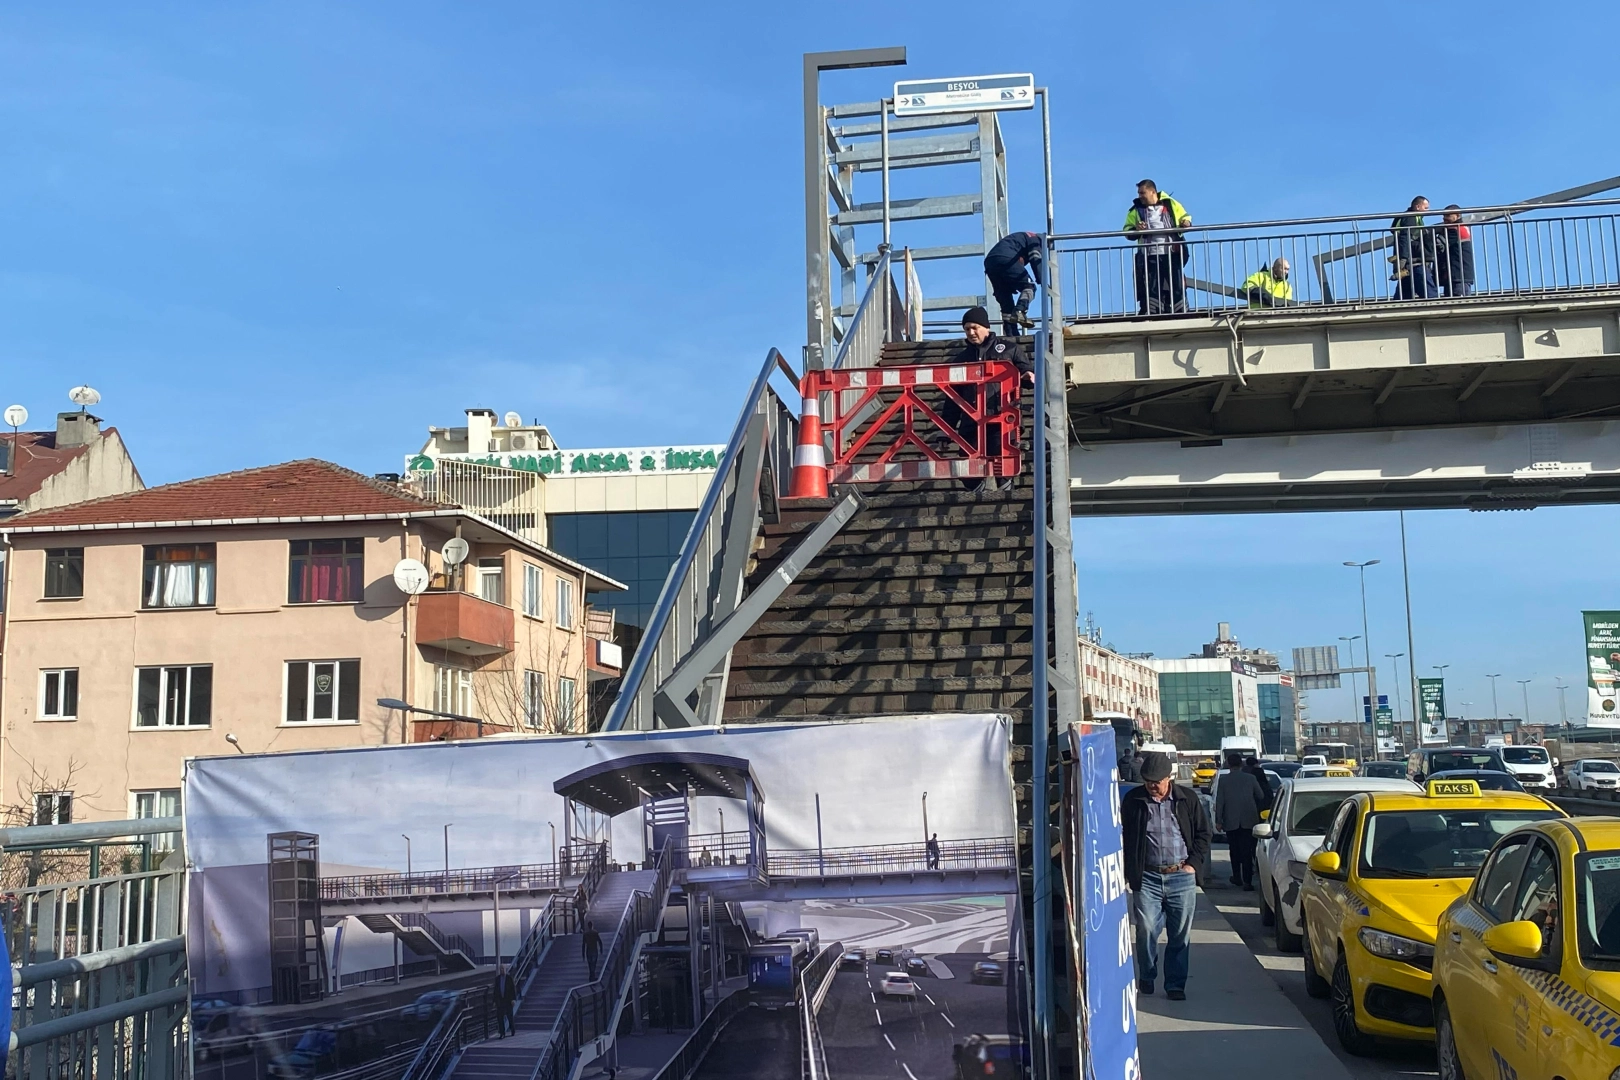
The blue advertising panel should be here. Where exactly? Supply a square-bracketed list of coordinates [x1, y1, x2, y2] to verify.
[1076, 726, 1141, 1080]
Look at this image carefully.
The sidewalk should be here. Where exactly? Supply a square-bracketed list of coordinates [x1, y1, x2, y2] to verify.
[1137, 888, 1356, 1079]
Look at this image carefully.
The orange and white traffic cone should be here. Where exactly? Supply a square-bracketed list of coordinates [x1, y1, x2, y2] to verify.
[787, 382, 829, 499]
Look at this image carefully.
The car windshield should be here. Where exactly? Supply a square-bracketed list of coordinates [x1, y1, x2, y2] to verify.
[1579, 852, 1620, 964]
[1502, 747, 1549, 765]
[1585, 761, 1620, 774]
[1289, 792, 1351, 836]
[888, 974, 911, 983]
[1429, 752, 1500, 772]
[1361, 809, 1563, 877]
[1363, 763, 1405, 777]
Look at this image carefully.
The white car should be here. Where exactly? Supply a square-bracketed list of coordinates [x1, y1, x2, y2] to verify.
[1499, 744, 1557, 789]
[1300, 754, 1328, 768]
[1567, 758, 1620, 791]
[878, 972, 917, 999]
[1252, 776, 1420, 952]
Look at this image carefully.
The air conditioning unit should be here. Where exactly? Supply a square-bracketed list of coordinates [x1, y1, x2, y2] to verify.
[510, 433, 533, 451]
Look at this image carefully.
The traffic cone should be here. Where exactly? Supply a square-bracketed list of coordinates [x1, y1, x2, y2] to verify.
[787, 382, 829, 499]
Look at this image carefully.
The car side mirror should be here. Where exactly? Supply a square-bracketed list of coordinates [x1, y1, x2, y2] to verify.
[1307, 851, 1341, 876]
[1482, 920, 1543, 963]
[1252, 823, 1274, 839]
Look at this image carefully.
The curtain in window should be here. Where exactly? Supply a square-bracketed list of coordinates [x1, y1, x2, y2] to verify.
[146, 556, 215, 607]
[299, 555, 355, 603]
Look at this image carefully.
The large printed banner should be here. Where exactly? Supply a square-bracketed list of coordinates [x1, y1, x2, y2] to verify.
[184, 715, 1027, 1080]
[1585, 611, 1620, 727]
[1073, 725, 1141, 1080]
[1419, 678, 1448, 745]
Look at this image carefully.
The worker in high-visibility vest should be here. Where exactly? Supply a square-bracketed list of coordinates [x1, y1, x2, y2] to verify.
[1242, 258, 1293, 308]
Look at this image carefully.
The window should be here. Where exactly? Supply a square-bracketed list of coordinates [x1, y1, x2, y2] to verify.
[135, 665, 213, 727]
[1475, 837, 1533, 921]
[434, 665, 473, 717]
[133, 789, 181, 851]
[557, 676, 577, 730]
[143, 544, 216, 608]
[34, 792, 72, 826]
[285, 660, 361, 724]
[1512, 841, 1561, 957]
[477, 558, 505, 604]
[288, 539, 364, 604]
[523, 564, 543, 619]
[40, 669, 79, 720]
[556, 577, 574, 629]
[44, 548, 84, 599]
[524, 670, 546, 728]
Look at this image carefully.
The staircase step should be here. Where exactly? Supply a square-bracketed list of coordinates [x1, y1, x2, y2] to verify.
[756, 586, 1034, 614]
[727, 674, 1033, 696]
[732, 643, 1034, 668]
[744, 613, 1033, 634]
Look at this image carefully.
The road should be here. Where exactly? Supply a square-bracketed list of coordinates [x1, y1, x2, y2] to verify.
[692, 1005, 800, 1080]
[1206, 845, 1436, 1080]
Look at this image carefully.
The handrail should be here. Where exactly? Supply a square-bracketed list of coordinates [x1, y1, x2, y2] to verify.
[647, 988, 751, 1080]
[0, 816, 182, 848]
[797, 942, 842, 1080]
[831, 249, 893, 369]
[394, 913, 479, 962]
[1048, 195, 1620, 243]
[601, 349, 795, 732]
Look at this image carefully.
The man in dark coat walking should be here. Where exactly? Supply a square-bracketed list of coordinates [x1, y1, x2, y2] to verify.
[1121, 751, 1211, 1000]
[493, 965, 517, 1037]
[582, 920, 603, 981]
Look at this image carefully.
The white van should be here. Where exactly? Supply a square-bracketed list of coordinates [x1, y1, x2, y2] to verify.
[1499, 744, 1556, 790]
[1221, 735, 1260, 761]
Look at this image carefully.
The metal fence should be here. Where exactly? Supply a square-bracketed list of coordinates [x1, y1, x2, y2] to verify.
[1057, 198, 1620, 321]
[766, 836, 1017, 878]
[798, 941, 842, 1080]
[647, 989, 752, 1080]
[406, 458, 544, 544]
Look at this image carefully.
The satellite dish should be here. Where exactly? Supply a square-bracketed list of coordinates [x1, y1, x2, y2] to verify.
[68, 386, 101, 408]
[441, 537, 470, 566]
[392, 558, 431, 596]
[503, 411, 523, 428]
[3, 405, 26, 428]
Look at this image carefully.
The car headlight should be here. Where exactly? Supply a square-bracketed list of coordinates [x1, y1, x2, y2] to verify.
[1287, 860, 1308, 882]
[1358, 927, 1434, 962]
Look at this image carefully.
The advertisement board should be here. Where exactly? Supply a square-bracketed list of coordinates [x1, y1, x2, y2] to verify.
[1072, 725, 1140, 1080]
[183, 716, 1026, 1080]
[1585, 611, 1620, 727]
[1419, 678, 1448, 745]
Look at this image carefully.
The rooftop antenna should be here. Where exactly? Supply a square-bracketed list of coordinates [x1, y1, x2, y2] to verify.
[3, 404, 26, 477]
[68, 385, 101, 414]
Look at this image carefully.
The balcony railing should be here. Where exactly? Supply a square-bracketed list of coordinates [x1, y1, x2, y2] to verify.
[1055, 197, 1620, 322]
[415, 589, 515, 656]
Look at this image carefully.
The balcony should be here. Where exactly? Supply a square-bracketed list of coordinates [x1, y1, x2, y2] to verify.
[585, 606, 621, 680]
[415, 591, 513, 657]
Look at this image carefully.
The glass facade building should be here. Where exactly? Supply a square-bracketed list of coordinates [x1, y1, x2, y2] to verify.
[546, 509, 696, 654]
[1258, 676, 1297, 756]
[1157, 670, 1237, 752]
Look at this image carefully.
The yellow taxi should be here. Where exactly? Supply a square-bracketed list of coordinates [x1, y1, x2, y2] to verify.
[1299, 778, 1566, 1055]
[1432, 817, 1620, 1080]
[1193, 758, 1219, 786]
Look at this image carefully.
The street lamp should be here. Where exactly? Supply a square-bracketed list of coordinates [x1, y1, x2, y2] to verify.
[922, 791, 930, 845]
[1486, 674, 1502, 720]
[1517, 679, 1533, 726]
[377, 697, 487, 739]
[549, 822, 557, 866]
[1555, 678, 1570, 735]
[402, 834, 412, 877]
[444, 823, 452, 877]
[1386, 654, 1407, 748]
[1344, 561, 1381, 706]
[1340, 635, 1362, 726]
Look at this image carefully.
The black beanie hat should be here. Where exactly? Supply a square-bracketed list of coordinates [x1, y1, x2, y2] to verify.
[963, 306, 992, 330]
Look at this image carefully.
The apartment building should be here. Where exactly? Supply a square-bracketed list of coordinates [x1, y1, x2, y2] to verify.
[0, 459, 623, 824]
[1078, 637, 1162, 738]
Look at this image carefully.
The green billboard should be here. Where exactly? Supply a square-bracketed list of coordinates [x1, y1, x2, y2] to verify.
[1584, 611, 1620, 728]
[1419, 678, 1447, 745]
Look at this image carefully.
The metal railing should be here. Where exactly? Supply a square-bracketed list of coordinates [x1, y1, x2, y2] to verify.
[1056, 197, 1620, 321]
[405, 458, 544, 544]
[678, 831, 752, 868]
[832, 249, 909, 370]
[797, 941, 842, 1080]
[320, 861, 563, 901]
[766, 837, 1017, 878]
[393, 913, 480, 964]
[647, 988, 752, 1080]
[529, 841, 676, 1080]
[601, 346, 800, 732]
[398, 986, 497, 1080]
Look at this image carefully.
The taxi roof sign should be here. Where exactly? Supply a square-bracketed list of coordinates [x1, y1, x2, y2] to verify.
[1427, 778, 1482, 798]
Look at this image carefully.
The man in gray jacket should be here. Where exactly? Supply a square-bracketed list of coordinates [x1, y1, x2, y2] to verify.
[1213, 754, 1268, 891]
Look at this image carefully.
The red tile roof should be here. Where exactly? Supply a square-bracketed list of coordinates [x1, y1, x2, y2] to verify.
[0, 429, 115, 504]
[6, 459, 449, 529]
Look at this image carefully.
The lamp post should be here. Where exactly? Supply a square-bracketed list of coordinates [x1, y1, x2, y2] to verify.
[549, 822, 557, 867]
[1344, 560, 1381, 708]
[1555, 678, 1570, 736]
[444, 823, 452, 880]
[921, 791, 930, 847]
[1486, 674, 1502, 720]
[1340, 635, 1362, 726]
[377, 697, 486, 739]
[1386, 653, 1407, 745]
[402, 834, 412, 877]
[1518, 679, 1533, 727]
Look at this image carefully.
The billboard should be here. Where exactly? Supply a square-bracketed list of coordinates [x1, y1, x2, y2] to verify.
[1585, 611, 1620, 727]
[1419, 678, 1448, 745]
[1070, 725, 1141, 1080]
[183, 716, 1027, 1080]
[1291, 645, 1342, 691]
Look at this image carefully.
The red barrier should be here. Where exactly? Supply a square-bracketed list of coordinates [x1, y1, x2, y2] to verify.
[799, 361, 1023, 486]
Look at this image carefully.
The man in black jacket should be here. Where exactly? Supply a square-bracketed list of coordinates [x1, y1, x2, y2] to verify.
[982, 231, 1043, 337]
[1121, 751, 1211, 1000]
[949, 307, 1035, 493]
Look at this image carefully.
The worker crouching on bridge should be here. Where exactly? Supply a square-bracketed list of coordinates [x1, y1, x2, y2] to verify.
[952, 307, 1034, 493]
[1124, 180, 1192, 316]
[1243, 259, 1292, 308]
[1122, 751, 1211, 1001]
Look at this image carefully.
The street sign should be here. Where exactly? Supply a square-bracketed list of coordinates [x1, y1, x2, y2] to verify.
[893, 73, 1035, 117]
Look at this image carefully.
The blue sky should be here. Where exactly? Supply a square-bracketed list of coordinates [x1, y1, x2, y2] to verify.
[3, 1, 1617, 724]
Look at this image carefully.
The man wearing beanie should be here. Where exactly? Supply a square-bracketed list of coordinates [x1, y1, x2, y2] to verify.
[1120, 751, 1210, 1000]
[950, 307, 1034, 492]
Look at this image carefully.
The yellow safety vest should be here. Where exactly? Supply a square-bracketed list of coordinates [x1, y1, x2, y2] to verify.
[1242, 270, 1292, 307]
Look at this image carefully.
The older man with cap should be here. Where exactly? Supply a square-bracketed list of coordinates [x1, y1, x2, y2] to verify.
[1120, 751, 1210, 1000]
